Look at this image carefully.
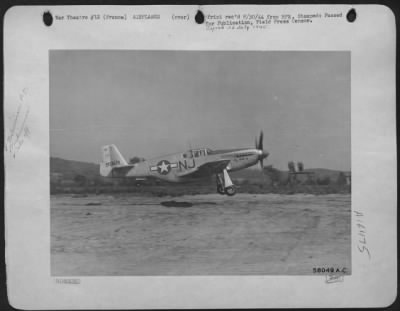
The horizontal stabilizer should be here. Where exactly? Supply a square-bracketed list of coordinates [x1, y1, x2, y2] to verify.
[107, 165, 134, 177]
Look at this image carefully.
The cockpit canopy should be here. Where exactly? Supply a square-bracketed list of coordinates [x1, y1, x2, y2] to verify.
[182, 148, 212, 158]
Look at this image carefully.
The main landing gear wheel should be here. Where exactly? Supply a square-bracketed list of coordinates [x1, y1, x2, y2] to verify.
[224, 186, 236, 196]
[217, 185, 225, 195]
[216, 169, 236, 196]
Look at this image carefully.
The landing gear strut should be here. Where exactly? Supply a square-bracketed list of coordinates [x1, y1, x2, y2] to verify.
[216, 175, 225, 194]
[216, 169, 236, 196]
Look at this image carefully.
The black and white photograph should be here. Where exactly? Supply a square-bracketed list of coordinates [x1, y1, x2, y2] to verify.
[50, 50, 351, 276]
[4, 5, 396, 309]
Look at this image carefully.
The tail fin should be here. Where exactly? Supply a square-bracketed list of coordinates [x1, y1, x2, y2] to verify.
[100, 144, 128, 177]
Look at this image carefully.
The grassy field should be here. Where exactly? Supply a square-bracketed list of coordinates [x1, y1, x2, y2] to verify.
[51, 182, 351, 196]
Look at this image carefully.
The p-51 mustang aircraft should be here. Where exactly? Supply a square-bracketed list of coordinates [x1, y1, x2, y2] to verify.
[100, 132, 269, 196]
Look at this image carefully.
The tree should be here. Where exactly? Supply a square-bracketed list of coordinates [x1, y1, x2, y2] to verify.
[129, 156, 145, 164]
[74, 174, 87, 186]
[264, 165, 282, 185]
[336, 172, 347, 185]
[288, 161, 296, 172]
[317, 176, 331, 185]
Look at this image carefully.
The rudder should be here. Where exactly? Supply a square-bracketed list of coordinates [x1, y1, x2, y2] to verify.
[100, 144, 128, 177]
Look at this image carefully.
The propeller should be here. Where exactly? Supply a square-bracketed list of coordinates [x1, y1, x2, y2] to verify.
[255, 131, 269, 169]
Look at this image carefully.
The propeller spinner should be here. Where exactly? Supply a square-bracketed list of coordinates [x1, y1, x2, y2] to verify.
[255, 131, 269, 169]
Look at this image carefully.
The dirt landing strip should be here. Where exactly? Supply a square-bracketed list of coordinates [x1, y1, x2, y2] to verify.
[51, 194, 351, 275]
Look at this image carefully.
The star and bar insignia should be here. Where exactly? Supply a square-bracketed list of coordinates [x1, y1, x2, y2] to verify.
[150, 160, 178, 175]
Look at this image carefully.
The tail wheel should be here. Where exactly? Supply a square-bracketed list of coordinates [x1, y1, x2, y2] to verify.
[225, 186, 236, 196]
[217, 185, 225, 195]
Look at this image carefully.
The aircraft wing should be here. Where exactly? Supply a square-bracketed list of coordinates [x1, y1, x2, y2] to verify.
[177, 159, 231, 178]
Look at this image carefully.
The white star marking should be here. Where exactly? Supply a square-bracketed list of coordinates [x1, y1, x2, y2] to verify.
[159, 161, 169, 173]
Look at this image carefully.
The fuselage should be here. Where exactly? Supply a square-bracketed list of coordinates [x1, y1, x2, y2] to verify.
[123, 147, 267, 182]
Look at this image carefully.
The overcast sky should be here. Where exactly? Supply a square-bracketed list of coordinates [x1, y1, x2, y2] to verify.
[50, 50, 350, 171]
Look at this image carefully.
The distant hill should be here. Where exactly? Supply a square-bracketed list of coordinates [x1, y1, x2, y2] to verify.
[50, 157, 350, 195]
[50, 157, 99, 180]
[304, 168, 346, 180]
[50, 157, 348, 183]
